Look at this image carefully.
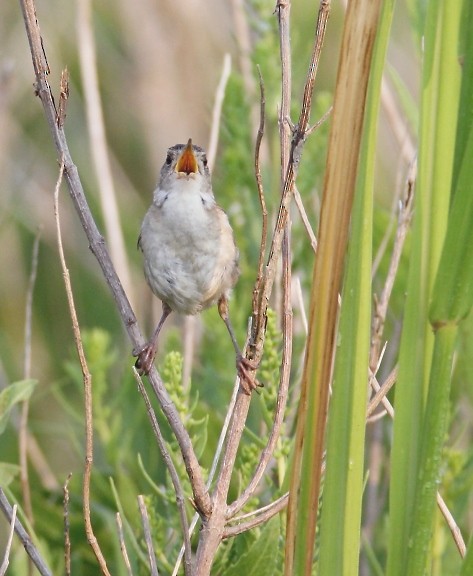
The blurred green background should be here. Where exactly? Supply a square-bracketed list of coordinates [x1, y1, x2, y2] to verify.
[2, 0, 471, 574]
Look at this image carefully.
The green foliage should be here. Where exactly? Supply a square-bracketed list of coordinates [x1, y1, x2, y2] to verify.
[215, 515, 282, 576]
[0, 379, 37, 434]
[3, 0, 473, 573]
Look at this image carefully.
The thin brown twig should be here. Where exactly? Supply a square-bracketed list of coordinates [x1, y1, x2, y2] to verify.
[252, 65, 268, 323]
[226, 1, 294, 519]
[291, 105, 331, 252]
[137, 496, 159, 576]
[278, 0, 294, 471]
[115, 513, 133, 576]
[224, 493, 288, 539]
[0, 489, 52, 576]
[172, 367, 244, 574]
[63, 473, 72, 576]
[196, 1, 330, 570]
[54, 162, 111, 576]
[436, 492, 466, 558]
[370, 157, 416, 369]
[293, 186, 317, 252]
[18, 0, 211, 518]
[132, 368, 192, 575]
[304, 104, 333, 136]
[251, 0, 330, 356]
[367, 366, 397, 419]
[0, 504, 17, 576]
[227, 216, 292, 517]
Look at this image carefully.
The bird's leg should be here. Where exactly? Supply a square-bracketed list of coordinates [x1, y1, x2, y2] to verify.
[217, 295, 260, 394]
[134, 302, 172, 375]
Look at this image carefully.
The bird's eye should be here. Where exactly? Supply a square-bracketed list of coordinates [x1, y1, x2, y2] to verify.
[202, 156, 208, 167]
[165, 153, 172, 165]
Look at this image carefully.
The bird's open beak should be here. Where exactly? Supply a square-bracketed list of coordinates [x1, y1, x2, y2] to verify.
[175, 139, 198, 175]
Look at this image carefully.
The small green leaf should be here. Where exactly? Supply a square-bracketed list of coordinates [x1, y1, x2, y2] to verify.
[224, 515, 281, 576]
[0, 379, 38, 434]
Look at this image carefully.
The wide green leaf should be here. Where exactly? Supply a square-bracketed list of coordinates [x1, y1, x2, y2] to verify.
[0, 379, 38, 434]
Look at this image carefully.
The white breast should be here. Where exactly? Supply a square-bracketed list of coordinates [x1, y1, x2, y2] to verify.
[140, 179, 239, 315]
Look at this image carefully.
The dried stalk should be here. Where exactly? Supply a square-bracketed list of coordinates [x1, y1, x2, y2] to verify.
[77, 0, 133, 304]
[19, 229, 41, 538]
[207, 53, 232, 172]
[137, 496, 159, 576]
[115, 513, 133, 576]
[367, 364, 397, 418]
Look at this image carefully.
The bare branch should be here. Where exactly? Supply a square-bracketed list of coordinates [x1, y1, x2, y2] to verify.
[0, 489, 52, 576]
[227, 228, 292, 517]
[228, 31, 293, 513]
[251, 66, 268, 350]
[56, 68, 69, 128]
[133, 368, 192, 575]
[195, 2, 330, 571]
[172, 374, 242, 575]
[18, 0, 211, 519]
[0, 503, 17, 576]
[305, 104, 333, 137]
[224, 493, 288, 539]
[251, 0, 330, 355]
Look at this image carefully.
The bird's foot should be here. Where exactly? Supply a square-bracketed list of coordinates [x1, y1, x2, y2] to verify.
[236, 354, 262, 395]
[133, 343, 157, 376]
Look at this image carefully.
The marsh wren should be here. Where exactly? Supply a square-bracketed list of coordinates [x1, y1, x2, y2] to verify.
[134, 139, 258, 393]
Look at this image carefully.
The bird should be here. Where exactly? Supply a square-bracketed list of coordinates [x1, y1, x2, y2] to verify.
[134, 139, 258, 393]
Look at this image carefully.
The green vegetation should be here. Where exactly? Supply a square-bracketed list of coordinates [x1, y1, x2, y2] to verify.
[1, 0, 473, 574]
